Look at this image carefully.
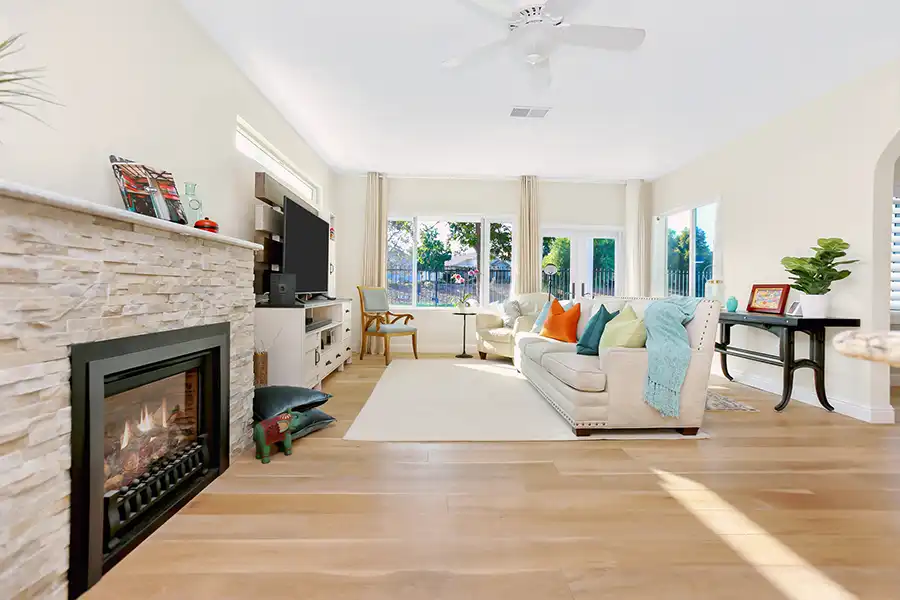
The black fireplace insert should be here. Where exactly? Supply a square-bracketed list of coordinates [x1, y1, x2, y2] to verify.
[69, 323, 230, 598]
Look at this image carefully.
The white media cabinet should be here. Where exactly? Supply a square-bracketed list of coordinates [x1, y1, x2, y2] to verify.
[254, 298, 354, 390]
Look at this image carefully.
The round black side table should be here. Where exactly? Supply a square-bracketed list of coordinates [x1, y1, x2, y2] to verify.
[453, 312, 475, 358]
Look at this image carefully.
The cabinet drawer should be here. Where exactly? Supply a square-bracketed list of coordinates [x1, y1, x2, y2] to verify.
[341, 302, 352, 322]
[341, 324, 352, 340]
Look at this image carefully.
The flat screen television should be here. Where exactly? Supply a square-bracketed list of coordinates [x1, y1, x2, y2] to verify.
[282, 198, 329, 294]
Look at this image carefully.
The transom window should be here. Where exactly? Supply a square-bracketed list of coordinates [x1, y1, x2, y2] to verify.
[387, 218, 513, 308]
[235, 117, 318, 207]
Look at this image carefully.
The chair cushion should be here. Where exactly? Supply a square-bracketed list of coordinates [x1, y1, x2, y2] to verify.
[479, 326, 513, 343]
[524, 339, 577, 363]
[367, 323, 417, 333]
[541, 353, 607, 393]
[360, 287, 390, 312]
[540, 299, 581, 343]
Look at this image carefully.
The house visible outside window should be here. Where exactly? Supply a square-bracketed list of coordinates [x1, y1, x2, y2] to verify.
[235, 117, 318, 208]
[664, 203, 717, 297]
[387, 217, 514, 308]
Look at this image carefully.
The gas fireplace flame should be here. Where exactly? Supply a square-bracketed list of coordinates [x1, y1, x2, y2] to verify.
[121, 421, 133, 448]
[137, 405, 153, 433]
[120, 400, 168, 449]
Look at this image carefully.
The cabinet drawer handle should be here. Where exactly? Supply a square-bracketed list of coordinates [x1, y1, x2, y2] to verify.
[344, 309, 350, 314]
[336, 353, 342, 358]
[345, 328, 350, 332]
[346, 346, 351, 351]
[325, 360, 332, 366]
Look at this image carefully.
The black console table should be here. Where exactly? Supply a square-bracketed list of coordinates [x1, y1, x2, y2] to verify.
[716, 312, 860, 412]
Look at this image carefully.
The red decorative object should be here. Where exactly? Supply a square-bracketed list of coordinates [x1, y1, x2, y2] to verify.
[747, 284, 791, 314]
[194, 217, 219, 233]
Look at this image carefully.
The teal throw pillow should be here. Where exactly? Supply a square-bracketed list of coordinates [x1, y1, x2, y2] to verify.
[530, 301, 552, 333]
[576, 305, 619, 356]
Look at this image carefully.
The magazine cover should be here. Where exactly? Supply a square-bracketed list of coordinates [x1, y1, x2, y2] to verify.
[145, 168, 188, 225]
[109, 155, 157, 218]
[108, 155, 188, 225]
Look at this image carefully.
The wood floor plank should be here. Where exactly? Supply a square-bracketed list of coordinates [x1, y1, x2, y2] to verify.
[86, 360, 900, 600]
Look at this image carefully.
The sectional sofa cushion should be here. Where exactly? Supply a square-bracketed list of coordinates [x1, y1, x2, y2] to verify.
[541, 353, 607, 393]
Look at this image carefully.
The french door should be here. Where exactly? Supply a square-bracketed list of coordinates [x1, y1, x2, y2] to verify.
[541, 229, 622, 299]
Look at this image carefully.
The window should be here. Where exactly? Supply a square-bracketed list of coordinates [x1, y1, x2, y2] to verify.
[387, 218, 513, 307]
[892, 198, 900, 310]
[235, 117, 317, 207]
[665, 204, 717, 297]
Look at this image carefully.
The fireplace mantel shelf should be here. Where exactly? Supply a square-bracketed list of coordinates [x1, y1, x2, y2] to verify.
[0, 180, 262, 251]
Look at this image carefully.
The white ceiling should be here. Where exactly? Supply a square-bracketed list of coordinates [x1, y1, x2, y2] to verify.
[181, 0, 900, 180]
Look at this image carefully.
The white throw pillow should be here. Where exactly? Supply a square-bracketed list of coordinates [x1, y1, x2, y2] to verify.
[498, 299, 522, 328]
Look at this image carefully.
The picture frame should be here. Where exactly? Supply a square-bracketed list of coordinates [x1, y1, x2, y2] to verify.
[109, 155, 189, 225]
[747, 284, 791, 315]
[786, 301, 803, 317]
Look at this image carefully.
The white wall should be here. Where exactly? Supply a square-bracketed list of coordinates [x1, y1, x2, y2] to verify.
[335, 174, 626, 353]
[652, 61, 900, 423]
[0, 0, 333, 241]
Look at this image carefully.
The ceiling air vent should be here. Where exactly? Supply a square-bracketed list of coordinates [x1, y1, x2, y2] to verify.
[510, 106, 551, 119]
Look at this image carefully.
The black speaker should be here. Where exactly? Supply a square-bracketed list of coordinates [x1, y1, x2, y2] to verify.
[269, 273, 296, 306]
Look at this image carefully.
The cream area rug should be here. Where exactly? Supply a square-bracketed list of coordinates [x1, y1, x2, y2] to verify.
[344, 359, 713, 442]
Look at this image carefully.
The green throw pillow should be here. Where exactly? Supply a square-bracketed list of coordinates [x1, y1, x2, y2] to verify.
[598, 305, 647, 349]
[576, 305, 619, 356]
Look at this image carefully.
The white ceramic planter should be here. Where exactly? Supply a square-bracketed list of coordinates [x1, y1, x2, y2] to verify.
[799, 294, 829, 318]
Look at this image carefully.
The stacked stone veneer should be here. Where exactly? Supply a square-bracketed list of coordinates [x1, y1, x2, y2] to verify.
[0, 191, 257, 599]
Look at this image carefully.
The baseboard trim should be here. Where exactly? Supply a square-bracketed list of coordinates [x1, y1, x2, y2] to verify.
[732, 372, 895, 424]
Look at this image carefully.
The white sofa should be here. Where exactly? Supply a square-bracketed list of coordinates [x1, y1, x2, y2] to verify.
[514, 296, 720, 436]
[475, 292, 549, 360]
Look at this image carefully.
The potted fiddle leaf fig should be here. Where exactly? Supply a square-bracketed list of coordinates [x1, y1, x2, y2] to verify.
[781, 238, 857, 318]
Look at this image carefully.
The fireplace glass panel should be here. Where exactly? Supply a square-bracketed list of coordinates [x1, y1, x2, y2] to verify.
[104, 369, 200, 491]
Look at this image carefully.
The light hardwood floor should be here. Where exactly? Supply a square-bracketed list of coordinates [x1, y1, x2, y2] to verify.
[88, 356, 900, 599]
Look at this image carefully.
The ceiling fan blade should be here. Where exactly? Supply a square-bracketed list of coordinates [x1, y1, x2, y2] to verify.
[455, 0, 514, 21]
[529, 58, 552, 90]
[556, 24, 646, 51]
[542, 0, 590, 20]
[442, 37, 510, 69]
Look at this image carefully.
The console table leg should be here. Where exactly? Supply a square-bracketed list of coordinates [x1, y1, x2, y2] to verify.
[719, 323, 734, 381]
[775, 328, 795, 412]
[810, 329, 835, 412]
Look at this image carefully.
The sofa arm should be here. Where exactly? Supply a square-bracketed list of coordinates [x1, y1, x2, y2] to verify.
[512, 314, 536, 336]
[603, 348, 710, 427]
[475, 312, 503, 331]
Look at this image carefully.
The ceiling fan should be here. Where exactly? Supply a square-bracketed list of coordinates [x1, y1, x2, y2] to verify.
[443, 0, 646, 87]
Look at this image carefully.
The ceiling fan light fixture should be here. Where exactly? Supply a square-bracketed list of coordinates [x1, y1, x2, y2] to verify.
[525, 52, 544, 65]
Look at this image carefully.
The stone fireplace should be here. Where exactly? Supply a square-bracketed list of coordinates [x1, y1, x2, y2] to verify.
[0, 183, 260, 598]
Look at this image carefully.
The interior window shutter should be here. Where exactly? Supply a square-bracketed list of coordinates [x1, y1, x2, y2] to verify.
[892, 199, 900, 310]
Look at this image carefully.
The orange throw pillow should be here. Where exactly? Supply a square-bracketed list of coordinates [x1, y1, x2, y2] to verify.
[540, 299, 581, 343]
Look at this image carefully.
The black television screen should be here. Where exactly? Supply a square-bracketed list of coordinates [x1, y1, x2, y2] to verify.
[283, 198, 329, 294]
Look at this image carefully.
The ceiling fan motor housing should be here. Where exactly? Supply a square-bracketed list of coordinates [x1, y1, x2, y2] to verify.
[508, 4, 564, 31]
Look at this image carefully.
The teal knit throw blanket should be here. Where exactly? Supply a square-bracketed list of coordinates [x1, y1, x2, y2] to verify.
[643, 296, 702, 417]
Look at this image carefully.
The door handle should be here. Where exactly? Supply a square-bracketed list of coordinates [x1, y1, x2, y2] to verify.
[315, 349, 320, 365]
[581, 282, 586, 297]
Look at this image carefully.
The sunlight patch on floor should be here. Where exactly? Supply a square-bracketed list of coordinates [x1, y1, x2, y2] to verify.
[453, 362, 523, 378]
[653, 468, 857, 600]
